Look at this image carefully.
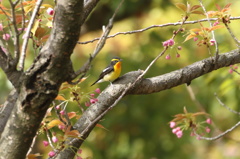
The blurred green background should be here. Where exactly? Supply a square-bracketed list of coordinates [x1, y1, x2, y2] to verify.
[2, 0, 240, 158]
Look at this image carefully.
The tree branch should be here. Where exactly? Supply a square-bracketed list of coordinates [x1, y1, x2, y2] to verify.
[0, 46, 22, 88]
[194, 121, 240, 141]
[58, 49, 240, 158]
[82, 0, 100, 24]
[19, 0, 43, 71]
[78, 17, 240, 44]
[9, 0, 22, 65]
[0, 90, 18, 134]
[129, 49, 240, 94]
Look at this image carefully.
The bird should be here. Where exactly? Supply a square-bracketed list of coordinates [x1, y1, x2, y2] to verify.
[91, 57, 122, 86]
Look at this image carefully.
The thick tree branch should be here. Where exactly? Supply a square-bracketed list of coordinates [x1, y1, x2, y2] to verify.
[129, 49, 240, 94]
[58, 49, 240, 158]
[0, 0, 88, 158]
[83, 0, 100, 24]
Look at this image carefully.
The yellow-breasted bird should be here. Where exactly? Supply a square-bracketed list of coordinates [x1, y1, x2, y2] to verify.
[91, 57, 122, 86]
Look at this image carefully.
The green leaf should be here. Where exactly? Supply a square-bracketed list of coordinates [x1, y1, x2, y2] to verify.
[175, 3, 187, 12]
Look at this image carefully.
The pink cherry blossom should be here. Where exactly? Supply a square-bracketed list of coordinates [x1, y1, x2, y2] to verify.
[169, 121, 176, 128]
[172, 127, 181, 134]
[90, 94, 95, 98]
[210, 39, 215, 46]
[176, 130, 183, 138]
[78, 149, 82, 154]
[90, 98, 98, 104]
[162, 39, 175, 47]
[58, 124, 65, 130]
[47, 8, 54, 16]
[43, 140, 49, 147]
[193, 37, 198, 41]
[3, 34, 10, 41]
[205, 126, 211, 133]
[177, 46, 182, 50]
[165, 54, 171, 60]
[213, 20, 219, 26]
[95, 88, 101, 94]
[60, 110, 65, 115]
[52, 136, 58, 143]
[168, 39, 175, 46]
[85, 101, 91, 107]
[206, 118, 212, 124]
[55, 105, 60, 110]
[162, 41, 168, 47]
[48, 151, 56, 157]
[0, 23, 3, 31]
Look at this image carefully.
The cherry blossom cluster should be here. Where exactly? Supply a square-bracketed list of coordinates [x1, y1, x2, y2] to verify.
[43, 135, 59, 157]
[169, 118, 212, 139]
[85, 88, 101, 107]
[162, 39, 175, 47]
[229, 65, 238, 74]
[162, 38, 183, 60]
[170, 122, 183, 138]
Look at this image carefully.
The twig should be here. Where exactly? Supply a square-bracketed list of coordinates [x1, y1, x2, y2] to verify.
[91, 0, 124, 58]
[19, 0, 43, 71]
[214, 93, 240, 115]
[78, 17, 240, 45]
[185, 85, 206, 112]
[224, 23, 240, 48]
[232, 69, 240, 75]
[196, 93, 240, 140]
[26, 131, 38, 156]
[60, 101, 72, 127]
[194, 121, 240, 140]
[0, 5, 11, 21]
[199, 0, 219, 61]
[9, 0, 21, 65]
[46, 129, 55, 149]
[73, 0, 124, 79]
[0, 7, 13, 59]
[73, 96, 85, 113]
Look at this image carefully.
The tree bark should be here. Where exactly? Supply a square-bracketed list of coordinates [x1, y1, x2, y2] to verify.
[0, 0, 86, 158]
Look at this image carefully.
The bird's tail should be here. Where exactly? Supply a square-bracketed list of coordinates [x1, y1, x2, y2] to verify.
[91, 79, 100, 86]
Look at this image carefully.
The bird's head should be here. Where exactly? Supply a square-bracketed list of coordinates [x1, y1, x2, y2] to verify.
[111, 57, 122, 68]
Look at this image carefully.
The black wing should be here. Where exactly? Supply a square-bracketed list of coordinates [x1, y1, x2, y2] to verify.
[91, 64, 114, 86]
